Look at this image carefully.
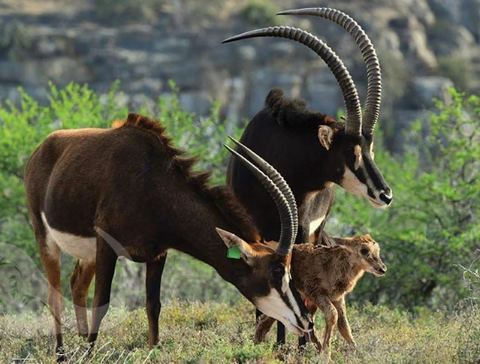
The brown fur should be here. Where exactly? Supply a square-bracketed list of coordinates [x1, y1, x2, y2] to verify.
[255, 234, 387, 358]
[265, 88, 343, 131]
[122, 113, 260, 242]
[24, 113, 309, 356]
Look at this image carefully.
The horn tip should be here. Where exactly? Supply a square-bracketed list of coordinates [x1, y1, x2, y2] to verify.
[227, 135, 240, 145]
[277, 8, 314, 16]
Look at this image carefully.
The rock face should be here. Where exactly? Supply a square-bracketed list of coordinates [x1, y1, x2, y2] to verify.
[1, 0, 479, 153]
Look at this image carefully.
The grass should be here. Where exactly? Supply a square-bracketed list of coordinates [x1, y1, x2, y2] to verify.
[1, 300, 479, 363]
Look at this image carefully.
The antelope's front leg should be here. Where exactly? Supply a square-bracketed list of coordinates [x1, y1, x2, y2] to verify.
[145, 255, 168, 348]
[316, 296, 338, 358]
[332, 297, 356, 346]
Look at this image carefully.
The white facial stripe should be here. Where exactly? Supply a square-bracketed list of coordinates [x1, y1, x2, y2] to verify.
[255, 289, 303, 336]
[282, 269, 303, 320]
[41, 212, 96, 261]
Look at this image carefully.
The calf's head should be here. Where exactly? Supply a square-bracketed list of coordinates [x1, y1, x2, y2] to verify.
[337, 234, 387, 277]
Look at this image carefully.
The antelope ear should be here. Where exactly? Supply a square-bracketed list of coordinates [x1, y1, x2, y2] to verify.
[318, 125, 334, 150]
[216, 228, 256, 265]
[354, 145, 363, 170]
[330, 237, 352, 251]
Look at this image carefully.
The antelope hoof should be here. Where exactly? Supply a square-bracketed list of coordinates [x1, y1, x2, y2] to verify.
[55, 346, 66, 362]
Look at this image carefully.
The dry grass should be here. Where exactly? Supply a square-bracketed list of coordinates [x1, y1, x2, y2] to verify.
[1, 300, 479, 363]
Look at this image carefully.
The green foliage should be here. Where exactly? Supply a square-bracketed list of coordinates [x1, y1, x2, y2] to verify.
[330, 88, 480, 310]
[240, 0, 280, 27]
[0, 81, 244, 311]
[1, 82, 479, 314]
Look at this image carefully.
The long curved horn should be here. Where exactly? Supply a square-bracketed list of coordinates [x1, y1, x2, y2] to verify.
[222, 26, 362, 136]
[227, 136, 298, 242]
[224, 142, 295, 256]
[278, 8, 381, 137]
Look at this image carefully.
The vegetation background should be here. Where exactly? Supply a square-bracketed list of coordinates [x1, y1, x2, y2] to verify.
[0, 0, 479, 362]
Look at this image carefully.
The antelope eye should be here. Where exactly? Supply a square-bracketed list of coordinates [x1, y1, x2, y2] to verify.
[360, 248, 369, 256]
[272, 266, 285, 278]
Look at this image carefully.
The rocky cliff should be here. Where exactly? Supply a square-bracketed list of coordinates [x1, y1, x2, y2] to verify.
[1, 0, 479, 152]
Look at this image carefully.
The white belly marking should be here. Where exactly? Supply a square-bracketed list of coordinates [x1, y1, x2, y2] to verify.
[41, 212, 96, 261]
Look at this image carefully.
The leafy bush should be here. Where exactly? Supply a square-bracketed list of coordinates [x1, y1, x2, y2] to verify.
[330, 88, 480, 310]
[240, 0, 279, 27]
[0, 81, 244, 312]
[1, 83, 479, 313]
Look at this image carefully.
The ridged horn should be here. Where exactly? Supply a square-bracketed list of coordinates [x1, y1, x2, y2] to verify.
[222, 26, 362, 136]
[224, 141, 295, 256]
[228, 136, 298, 242]
[278, 8, 382, 136]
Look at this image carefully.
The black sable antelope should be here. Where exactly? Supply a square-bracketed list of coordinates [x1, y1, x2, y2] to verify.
[223, 8, 393, 343]
[24, 113, 313, 359]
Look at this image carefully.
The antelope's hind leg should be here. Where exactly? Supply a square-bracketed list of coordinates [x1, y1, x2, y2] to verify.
[145, 254, 167, 348]
[38, 232, 65, 360]
[87, 236, 118, 346]
[70, 259, 95, 338]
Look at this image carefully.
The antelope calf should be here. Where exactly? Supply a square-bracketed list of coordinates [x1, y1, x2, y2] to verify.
[255, 234, 386, 356]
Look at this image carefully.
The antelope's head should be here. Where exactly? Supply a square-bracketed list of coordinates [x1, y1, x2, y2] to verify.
[319, 125, 393, 209]
[337, 234, 387, 277]
[218, 138, 313, 337]
[223, 7, 393, 208]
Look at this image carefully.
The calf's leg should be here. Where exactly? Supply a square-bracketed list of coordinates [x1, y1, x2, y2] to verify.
[316, 296, 338, 358]
[254, 315, 276, 344]
[332, 297, 356, 346]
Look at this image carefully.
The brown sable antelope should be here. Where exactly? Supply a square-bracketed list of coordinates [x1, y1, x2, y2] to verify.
[223, 7, 392, 344]
[255, 234, 387, 358]
[24, 113, 313, 359]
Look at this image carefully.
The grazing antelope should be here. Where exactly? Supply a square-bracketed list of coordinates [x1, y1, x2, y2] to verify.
[24, 113, 313, 359]
[255, 234, 387, 359]
[224, 7, 392, 343]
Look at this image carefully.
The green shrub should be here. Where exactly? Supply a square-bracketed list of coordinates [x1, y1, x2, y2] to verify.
[0, 81, 244, 312]
[330, 88, 480, 310]
[240, 0, 279, 27]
